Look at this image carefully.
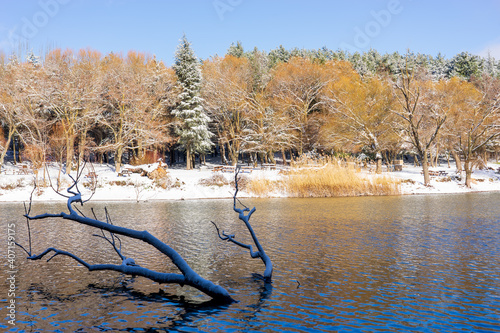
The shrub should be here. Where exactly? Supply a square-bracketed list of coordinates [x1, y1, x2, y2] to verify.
[0, 179, 25, 190]
[436, 176, 452, 182]
[108, 180, 134, 186]
[155, 175, 175, 189]
[199, 173, 230, 187]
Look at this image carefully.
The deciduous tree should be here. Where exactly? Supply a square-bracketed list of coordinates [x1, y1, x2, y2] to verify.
[98, 52, 175, 172]
[322, 61, 398, 172]
[268, 57, 329, 155]
[444, 76, 500, 187]
[202, 55, 252, 165]
[393, 64, 447, 185]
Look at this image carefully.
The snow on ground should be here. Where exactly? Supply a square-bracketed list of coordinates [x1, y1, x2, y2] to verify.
[0, 160, 499, 202]
[392, 163, 500, 194]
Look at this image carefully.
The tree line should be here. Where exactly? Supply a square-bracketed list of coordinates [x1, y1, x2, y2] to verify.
[1, 40, 499, 187]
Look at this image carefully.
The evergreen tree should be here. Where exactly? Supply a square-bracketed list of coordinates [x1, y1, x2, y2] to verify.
[381, 52, 405, 75]
[172, 35, 213, 169]
[428, 53, 449, 80]
[484, 52, 498, 78]
[349, 52, 369, 76]
[268, 45, 290, 67]
[26, 51, 41, 66]
[227, 41, 245, 58]
[449, 51, 484, 80]
[248, 47, 270, 91]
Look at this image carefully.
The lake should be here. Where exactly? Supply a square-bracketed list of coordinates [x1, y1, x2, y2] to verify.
[1, 193, 500, 332]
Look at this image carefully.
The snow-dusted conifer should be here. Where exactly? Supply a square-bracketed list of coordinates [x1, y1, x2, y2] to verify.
[449, 52, 484, 80]
[227, 41, 244, 58]
[484, 53, 498, 78]
[349, 52, 369, 76]
[268, 45, 290, 66]
[26, 51, 41, 66]
[172, 35, 213, 169]
[382, 52, 405, 75]
[429, 53, 449, 80]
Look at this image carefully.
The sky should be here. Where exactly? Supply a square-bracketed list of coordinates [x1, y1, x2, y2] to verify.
[1, 0, 500, 65]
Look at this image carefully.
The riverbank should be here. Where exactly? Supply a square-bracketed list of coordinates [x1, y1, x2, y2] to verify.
[1, 161, 499, 202]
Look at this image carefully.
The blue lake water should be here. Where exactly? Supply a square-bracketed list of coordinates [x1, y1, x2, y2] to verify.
[1, 192, 500, 332]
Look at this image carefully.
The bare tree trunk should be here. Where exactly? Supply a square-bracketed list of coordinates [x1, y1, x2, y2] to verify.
[169, 149, 176, 166]
[0, 128, 14, 166]
[251, 153, 257, 167]
[12, 138, 17, 165]
[452, 151, 462, 173]
[115, 146, 124, 173]
[436, 146, 440, 166]
[228, 143, 239, 166]
[375, 152, 382, 174]
[281, 148, 287, 166]
[78, 131, 87, 166]
[57, 158, 63, 191]
[186, 145, 192, 170]
[220, 142, 226, 165]
[429, 152, 435, 168]
[259, 152, 265, 165]
[464, 159, 473, 188]
[267, 151, 275, 164]
[422, 152, 431, 186]
[65, 136, 74, 174]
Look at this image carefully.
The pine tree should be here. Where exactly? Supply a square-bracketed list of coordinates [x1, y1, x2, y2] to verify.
[449, 52, 484, 80]
[484, 52, 498, 78]
[172, 35, 213, 169]
[429, 53, 449, 80]
[26, 51, 41, 66]
[268, 45, 290, 67]
[349, 52, 369, 76]
[227, 41, 245, 58]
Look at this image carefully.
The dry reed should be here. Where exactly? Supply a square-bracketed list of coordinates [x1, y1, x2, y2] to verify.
[247, 156, 400, 197]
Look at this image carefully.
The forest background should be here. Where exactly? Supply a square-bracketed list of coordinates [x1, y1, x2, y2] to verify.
[1, 42, 499, 190]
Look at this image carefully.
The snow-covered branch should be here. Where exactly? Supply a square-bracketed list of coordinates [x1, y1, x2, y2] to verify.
[19, 171, 235, 303]
[212, 168, 273, 281]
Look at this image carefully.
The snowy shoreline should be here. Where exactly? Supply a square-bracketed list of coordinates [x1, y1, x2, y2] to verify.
[1, 161, 500, 203]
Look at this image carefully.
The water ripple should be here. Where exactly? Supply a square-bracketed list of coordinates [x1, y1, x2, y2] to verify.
[2, 193, 500, 331]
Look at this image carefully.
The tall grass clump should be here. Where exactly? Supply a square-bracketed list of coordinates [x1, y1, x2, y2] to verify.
[246, 177, 282, 197]
[284, 156, 400, 197]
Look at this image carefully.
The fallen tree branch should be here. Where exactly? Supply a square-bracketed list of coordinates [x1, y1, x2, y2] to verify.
[18, 167, 235, 304]
[212, 168, 273, 281]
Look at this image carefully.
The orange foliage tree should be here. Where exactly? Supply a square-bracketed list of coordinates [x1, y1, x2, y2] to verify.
[98, 51, 177, 172]
[322, 61, 398, 172]
[267, 57, 330, 155]
[442, 76, 500, 187]
[202, 55, 253, 165]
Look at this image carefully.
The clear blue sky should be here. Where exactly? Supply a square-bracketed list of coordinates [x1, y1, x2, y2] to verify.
[1, 0, 500, 65]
